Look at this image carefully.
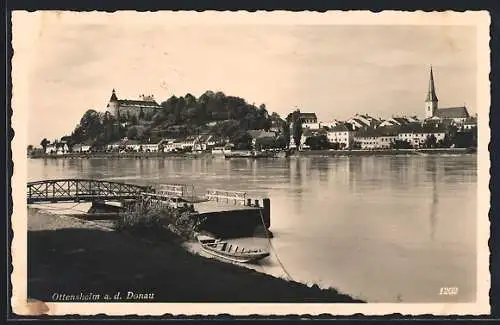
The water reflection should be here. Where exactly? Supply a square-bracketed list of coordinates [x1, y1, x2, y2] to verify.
[426, 158, 438, 241]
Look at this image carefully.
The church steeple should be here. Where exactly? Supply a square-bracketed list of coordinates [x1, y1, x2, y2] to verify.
[110, 88, 118, 102]
[425, 65, 439, 119]
[426, 66, 438, 102]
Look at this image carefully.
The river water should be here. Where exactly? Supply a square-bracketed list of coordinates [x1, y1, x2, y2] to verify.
[28, 154, 477, 303]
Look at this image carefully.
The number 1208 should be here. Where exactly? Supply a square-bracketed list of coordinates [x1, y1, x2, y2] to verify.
[439, 287, 459, 295]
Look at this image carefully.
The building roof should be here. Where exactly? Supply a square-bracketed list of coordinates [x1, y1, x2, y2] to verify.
[330, 124, 351, 132]
[426, 66, 438, 102]
[392, 117, 409, 125]
[464, 116, 477, 124]
[351, 118, 370, 128]
[356, 126, 399, 138]
[118, 99, 161, 109]
[436, 106, 470, 119]
[299, 112, 317, 120]
[110, 89, 160, 108]
[399, 123, 447, 134]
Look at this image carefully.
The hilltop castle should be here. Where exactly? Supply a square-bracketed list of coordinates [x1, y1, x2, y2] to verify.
[424, 66, 470, 124]
[107, 89, 161, 119]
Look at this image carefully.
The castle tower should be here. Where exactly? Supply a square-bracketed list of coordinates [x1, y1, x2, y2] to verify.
[108, 89, 120, 117]
[425, 66, 439, 119]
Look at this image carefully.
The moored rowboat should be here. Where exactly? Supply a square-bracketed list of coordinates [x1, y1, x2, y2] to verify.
[197, 235, 270, 264]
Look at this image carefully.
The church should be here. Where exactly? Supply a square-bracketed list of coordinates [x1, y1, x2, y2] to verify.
[107, 89, 161, 119]
[424, 66, 470, 124]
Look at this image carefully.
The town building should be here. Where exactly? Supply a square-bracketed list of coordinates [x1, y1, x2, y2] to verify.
[463, 116, 478, 131]
[326, 124, 355, 149]
[72, 143, 91, 153]
[107, 89, 162, 119]
[247, 130, 277, 148]
[424, 66, 471, 124]
[354, 127, 399, 150]
[397, 123, 447, 148]
[45, 142, 69, 155]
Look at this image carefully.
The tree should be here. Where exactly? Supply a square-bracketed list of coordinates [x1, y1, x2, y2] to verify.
[232, 133, 253, 150]
[292, 119, 303, 149]
[305, 135, 329, 150]
[139, 108, 145, 120]
[184, 93, 197, 108]
[282, 122, 291, 148]
[40, 138, 50, 151]
[391, 139, 412, 149]
[274, 135, 288, 149]
[424, 134, 437, 148]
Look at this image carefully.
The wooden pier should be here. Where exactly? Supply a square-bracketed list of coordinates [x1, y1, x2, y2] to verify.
[27, 179, 271, 238]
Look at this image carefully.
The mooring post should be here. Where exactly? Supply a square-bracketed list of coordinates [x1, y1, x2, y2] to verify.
[262, 198, 271, 228]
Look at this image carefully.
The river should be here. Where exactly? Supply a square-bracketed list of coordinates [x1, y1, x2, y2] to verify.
[27, 154, 477, 303]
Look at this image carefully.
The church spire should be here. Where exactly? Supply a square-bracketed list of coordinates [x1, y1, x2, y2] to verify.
[110, 88, 118, 102]
[426, 65, 438, 102]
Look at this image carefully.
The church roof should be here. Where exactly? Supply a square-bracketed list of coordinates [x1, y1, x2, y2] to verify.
[436, 106, 470, 119]
[426, 66, 438, 102]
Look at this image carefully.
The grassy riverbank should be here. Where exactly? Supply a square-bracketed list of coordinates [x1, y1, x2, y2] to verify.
[28, 208, 362, 303]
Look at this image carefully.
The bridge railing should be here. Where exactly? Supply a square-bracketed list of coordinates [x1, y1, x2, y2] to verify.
[27, 179, 152, 203]
[205, 189, 247, 206]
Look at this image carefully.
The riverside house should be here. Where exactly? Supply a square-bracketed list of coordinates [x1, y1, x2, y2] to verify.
[326, 124, 355, 149]
[45, 142, 69, 155]
[193, 134, 213, 152]
[298, 112, 319, 130]
[72, 143, 91, 153]
[247, 130, 277, 148]
[397, 123, 447, 148]
[163, 139, 184, 152]
[462, 116, 478, 131]
[354, 126, 399, 150]
[140, 142, 160, 152]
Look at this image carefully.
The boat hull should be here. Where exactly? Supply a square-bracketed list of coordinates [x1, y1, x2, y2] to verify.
[200, 246, 270, 263]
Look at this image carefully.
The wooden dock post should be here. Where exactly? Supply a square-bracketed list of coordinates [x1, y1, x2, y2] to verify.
[262, 198, 271, 228]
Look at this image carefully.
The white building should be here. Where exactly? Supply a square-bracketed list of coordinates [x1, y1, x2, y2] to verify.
[45, 142, 69, 155]
[397, 124, 447, 148]
[326, 124, 354, 149]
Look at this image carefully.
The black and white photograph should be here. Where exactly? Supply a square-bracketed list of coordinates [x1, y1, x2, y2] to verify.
[11, 10, 490, 316]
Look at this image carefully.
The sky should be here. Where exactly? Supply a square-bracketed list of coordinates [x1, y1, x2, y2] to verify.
[18, 12, 478, 145]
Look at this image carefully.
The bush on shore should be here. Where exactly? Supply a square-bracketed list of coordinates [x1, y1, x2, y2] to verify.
[114, 201, 199, 242]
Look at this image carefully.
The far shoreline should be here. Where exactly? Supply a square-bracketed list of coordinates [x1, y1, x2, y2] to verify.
[28, 147, 477, 160]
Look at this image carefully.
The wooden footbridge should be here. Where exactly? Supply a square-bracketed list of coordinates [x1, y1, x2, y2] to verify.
[27, 179, 155, 204]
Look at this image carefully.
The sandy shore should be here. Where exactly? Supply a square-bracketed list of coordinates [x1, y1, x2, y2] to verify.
[28, 208, 363, 303]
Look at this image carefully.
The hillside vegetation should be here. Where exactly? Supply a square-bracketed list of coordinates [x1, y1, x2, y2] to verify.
[58, 90, 286, 148]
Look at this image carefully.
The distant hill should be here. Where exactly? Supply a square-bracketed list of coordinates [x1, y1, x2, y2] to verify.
[63, 90, 286, 148]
